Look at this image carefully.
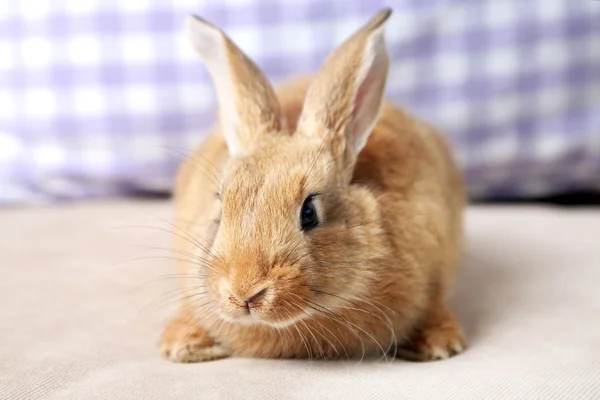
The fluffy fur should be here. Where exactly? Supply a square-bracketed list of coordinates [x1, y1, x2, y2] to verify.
[161, 8, 466, 362]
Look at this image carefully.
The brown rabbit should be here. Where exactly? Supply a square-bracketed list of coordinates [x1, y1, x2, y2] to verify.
[161, 8, 466, 363]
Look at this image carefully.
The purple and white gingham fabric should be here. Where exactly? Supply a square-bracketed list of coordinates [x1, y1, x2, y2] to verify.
[1, 0, 599, 204]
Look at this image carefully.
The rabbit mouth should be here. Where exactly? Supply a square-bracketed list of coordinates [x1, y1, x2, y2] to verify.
[224, 312, 310, 329]
[216, 297, 313, 328]
[214, 275, 316, 327]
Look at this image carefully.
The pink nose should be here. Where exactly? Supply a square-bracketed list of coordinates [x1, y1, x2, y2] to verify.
[230, 288, 267, 309]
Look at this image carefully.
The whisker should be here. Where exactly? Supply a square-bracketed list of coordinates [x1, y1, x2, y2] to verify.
[292, 294, 384, 363]
[302, 301, 365, 364]
[289, 253, 314, 270]
[164, 146, 224, 191]
[279, 235, 306, 267]
[130, 244, 213, 265]
[281, 307, 312, 362]
[111, 225, 220, 266]
[164, 145, 224, 179]
[311, 289, 397, 363]
[301, 308, 342, 359]
[138, 213, 225, 266]
[104, 255, 211, 270]
[178, 305, 220, 348]
[283, 299, 326, 360]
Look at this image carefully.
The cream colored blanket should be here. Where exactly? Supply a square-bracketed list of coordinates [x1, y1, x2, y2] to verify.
[1, 201, 599, 399]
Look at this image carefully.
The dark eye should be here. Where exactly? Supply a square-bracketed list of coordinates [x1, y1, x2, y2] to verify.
[300, 196, 318, 231]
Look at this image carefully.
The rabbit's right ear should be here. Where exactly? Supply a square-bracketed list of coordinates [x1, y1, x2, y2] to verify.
[296, 9, 392, 181]
[186, 16, 285, 156]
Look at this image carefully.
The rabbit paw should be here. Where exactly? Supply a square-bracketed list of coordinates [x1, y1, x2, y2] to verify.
[161, 314, 230, 363]
[396, 306, 466, 361]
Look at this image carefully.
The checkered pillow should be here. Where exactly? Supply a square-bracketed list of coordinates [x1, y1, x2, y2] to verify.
[1, 0, 599, 204]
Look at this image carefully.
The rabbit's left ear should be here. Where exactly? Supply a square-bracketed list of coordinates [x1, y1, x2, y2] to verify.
[186, 16, 284, 156]
[297, 9, 391, 170]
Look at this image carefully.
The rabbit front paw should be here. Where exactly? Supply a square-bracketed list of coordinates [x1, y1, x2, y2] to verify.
[161, 314, 230, 363]
[396, 305, 466, 361]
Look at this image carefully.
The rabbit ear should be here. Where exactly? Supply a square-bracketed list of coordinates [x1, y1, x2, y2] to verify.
[297, 9, 391, 172]
[186, 16, 284, 156]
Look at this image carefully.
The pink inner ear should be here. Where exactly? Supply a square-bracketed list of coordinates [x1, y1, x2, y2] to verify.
[351, 53, 384, 119]
[352, 72, 375, 118]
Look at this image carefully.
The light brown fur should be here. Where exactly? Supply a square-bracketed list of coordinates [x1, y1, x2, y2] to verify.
[161, 9, 466, 363]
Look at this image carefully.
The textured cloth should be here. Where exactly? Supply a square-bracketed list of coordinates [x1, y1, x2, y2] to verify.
[1, 200, 600, 399]
[1, 0, 600, 204]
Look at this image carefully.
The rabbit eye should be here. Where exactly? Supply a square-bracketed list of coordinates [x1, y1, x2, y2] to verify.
[300, 196, 318, 231]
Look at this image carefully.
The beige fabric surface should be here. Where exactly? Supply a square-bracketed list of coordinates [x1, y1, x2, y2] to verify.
[1, 200, 599, 400]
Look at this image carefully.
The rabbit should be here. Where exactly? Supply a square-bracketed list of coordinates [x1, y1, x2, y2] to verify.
[161, 8, 466, 363]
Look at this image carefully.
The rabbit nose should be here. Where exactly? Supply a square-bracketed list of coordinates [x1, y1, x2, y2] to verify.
[244, 288, 267, 307]
[229, 288, 267, 309]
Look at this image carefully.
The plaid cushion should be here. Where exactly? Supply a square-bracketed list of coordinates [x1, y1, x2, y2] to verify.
[1, 0, 599, 204]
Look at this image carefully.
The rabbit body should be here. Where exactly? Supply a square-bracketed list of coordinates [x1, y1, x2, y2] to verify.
[161, 9, 466, 362]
